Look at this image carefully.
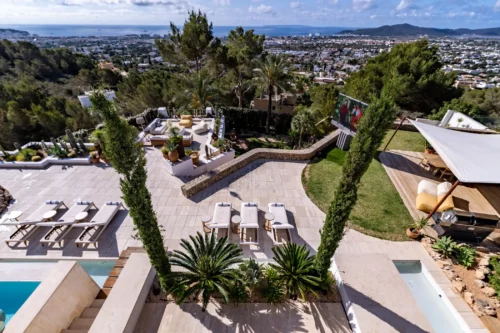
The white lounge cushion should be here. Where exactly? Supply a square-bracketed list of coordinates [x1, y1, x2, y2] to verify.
[38, 202, 93, 227]
[211, 202, 231, 229]
[268, 203, 294, 229]
[72, 202, 120, 228]
[241, 202, 259, 228]
[417, 180, 437, 196]
[437, 181, 452, 197]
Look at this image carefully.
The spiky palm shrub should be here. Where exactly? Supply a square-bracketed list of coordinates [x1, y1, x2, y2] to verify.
[90, 93, 171, 291]
[314, 98, 396, 280]
[271, 243, 320, 300]
[170, 232, 243, 312]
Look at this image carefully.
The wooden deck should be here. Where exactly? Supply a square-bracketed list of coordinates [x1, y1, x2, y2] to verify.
[379, 150, 500, 240]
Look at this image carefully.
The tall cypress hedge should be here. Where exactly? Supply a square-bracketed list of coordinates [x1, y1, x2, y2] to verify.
[90, 93, 171, 290]
[314, 98, 396, 278]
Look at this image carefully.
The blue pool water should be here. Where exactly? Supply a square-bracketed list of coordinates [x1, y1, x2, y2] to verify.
[0, 281, 40, 327]
[78, 260, 115, 287]
[395, 261, 465, 333]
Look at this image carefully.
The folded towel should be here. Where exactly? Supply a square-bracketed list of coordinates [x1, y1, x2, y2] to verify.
[45, 200, 62, 205]
[77, 200, 92, 205]
[271, 203, 284, 207]
[105, 201, 121, 206]
[245, 203, 257, 207]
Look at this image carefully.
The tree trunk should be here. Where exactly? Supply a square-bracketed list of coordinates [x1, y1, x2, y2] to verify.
[238, 72, 243, 108]
[266, 85, 273, 134]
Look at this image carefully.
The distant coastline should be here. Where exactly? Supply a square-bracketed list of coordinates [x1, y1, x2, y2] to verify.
[0, 24, 353, 38]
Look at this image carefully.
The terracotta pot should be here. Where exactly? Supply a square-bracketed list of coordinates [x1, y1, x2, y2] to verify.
[168, 150, 179, 162]
[177, 142, 185, 158]
[91, 157, 100, 164]
[190, 153, 199, 165]
[406, 227, 420, 239]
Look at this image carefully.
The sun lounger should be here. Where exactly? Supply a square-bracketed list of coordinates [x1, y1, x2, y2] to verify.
[268, 203, 294, 245]
[4, 200, 67, 246]
[210, 202, 231, 237]
[37, 201, 97, 247]
[240, 202, 259, 245]
[72, 201, 123, 247]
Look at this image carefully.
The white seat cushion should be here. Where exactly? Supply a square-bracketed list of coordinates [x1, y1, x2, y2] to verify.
[437, 181, 452, 197]
[417, 180, 438, 195]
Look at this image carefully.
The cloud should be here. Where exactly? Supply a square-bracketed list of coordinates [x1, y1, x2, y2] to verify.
[248, 4, 273, 14]
[213, 0, 230, 5]
[495, 0, 500, 11]
[59, 0, 186, 5]
[329, 0, 338, 4]
[290, 1, 302, 9]
[353, 0, 374, 11]
[396, 0, 413, 11]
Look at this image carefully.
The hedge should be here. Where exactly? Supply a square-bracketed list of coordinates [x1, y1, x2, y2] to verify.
[219, 107, 293, 135]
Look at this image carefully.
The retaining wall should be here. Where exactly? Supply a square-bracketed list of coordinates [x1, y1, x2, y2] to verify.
[181, 130, 340, 197]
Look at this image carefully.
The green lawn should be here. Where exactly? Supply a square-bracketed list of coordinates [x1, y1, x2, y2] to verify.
[303, 130, 424, 241]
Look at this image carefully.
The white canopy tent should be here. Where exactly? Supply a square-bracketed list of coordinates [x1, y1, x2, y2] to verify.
[411, 120, 500, 184]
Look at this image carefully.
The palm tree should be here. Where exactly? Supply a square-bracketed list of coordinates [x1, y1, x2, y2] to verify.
[174, 70, 219, 116]
[293, 75, 311, 94]
[270, 243, 320, 300]
[253, 54, 290, 134]
[170, 232, 243, 311]
[291, 106, 316, 148]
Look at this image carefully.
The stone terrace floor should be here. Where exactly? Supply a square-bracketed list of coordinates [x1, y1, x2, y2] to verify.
[0, 146, 324, 259]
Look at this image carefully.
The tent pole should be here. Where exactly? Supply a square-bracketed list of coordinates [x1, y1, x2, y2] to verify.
[383, 116, 407, 151]
[425, 180, 460, 221]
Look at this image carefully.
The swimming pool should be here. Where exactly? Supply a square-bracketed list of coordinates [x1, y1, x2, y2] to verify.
[394, 261, 467, 333]
[0, 260, 115, 288]
[0, 281, 40, 328]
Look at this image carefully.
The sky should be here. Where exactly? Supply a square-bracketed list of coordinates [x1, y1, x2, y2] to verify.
[2, 0, 500, 29]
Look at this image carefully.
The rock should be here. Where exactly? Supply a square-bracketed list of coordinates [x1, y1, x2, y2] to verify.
[437, 260, 451, 269]
[444, 270, 456, 281]
[474, 299, 496, 317]
[481, 267, 491, 275]
[464, 292, 474, 306]
[476, 247, 490, 254]
[476, 270, 486, 280]
[453, 280, 465, 293]
[479, 258, 490, 267]
[482, 287, 497, 297]
[475, 280, 487, 288]
[0, 186, 13, 215]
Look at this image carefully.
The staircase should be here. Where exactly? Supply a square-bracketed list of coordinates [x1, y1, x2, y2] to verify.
[61, 299, 105, 333]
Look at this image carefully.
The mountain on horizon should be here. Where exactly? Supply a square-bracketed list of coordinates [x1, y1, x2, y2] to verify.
[339, 23, 500, 37]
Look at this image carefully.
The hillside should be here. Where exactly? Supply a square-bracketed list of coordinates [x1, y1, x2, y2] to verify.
[0, 28, 29, 36]
[339, 24, 500, 37]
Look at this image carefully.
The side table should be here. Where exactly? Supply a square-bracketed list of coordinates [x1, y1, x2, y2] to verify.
[264, 213, 275, 232]
[231, 215, 241, 234]
[201, 215, 212, 233]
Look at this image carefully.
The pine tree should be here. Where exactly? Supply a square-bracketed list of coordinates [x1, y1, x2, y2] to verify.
[314, 98, 396, 278]
[90, 93, 171, 290]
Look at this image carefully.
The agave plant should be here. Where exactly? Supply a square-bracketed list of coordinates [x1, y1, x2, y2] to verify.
[432, 236, 457, 259]
[270, 243, 321, 300]
[170, 232, 244, 311]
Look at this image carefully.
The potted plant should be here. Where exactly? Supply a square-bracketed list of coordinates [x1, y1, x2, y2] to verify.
[406, 217, 428, 239]
[166, 141, 179, 162]
[90, 151, 100, 164]
[190, 150, 200, 165]
[161, 145, 169, 159]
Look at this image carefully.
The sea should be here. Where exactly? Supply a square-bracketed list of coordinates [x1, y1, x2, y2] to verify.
[0, 24, 352, 38]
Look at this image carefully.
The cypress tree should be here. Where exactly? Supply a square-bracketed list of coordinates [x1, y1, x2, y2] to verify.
[314, 98, 396, 278]
[90, 93, 171, 290]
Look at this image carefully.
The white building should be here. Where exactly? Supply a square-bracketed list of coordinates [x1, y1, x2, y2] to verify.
[78, 90, 116, 108]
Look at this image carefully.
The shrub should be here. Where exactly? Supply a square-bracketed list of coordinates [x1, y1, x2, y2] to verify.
[170, 232, 243, 312]
[185, 149, 193, 156]
[455, 245, 477, 268]
[221, 107, 293, 135]
[271, 243, 320, 300]
[89, 129, 105, 144]
[432, 236, 457, 258]
[89, 151, 98, 159]
[68, 152, 77, 158]
[239, 258, 263, 291]
[16, 148, 37, 162]
[31, 156, 42, 162]
[488, 257, 500, 297]
[228, 281, 249, 306]
[261, 266, 284, 304]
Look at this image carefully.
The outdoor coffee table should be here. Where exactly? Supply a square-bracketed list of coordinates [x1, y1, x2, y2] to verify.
[201, 215, 211, 233]
[75, 211, 89, 223]
[264, 213, 275, 232]
[231, 215, 241, 234]
[43, 210, 57, 221]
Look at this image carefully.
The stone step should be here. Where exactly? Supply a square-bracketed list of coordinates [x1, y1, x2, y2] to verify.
[69, 318, 94, 330]
[90, 299, 105, 308]
[80, 307, 100, 319]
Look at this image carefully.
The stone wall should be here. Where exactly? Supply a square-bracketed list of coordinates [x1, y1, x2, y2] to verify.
[0, 186, 12, 214]
[181, 130, 340, 198]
